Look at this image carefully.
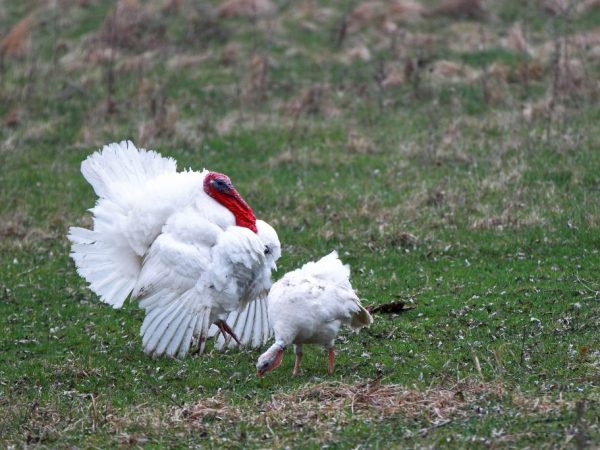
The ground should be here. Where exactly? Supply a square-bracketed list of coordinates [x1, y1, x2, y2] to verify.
[0, 0, 599, 448]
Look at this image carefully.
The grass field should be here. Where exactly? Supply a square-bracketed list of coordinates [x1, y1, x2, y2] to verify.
[1, 0, 599, 447]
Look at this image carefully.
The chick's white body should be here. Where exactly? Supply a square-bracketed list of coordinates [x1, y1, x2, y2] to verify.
[269, 265, 357, 348]
[68, 141, 280, 358]
[257, 252, 372, 375]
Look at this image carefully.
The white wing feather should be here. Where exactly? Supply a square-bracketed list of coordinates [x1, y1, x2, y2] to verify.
[135, 220, 272, 357]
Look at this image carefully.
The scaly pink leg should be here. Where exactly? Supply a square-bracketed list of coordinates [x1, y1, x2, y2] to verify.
[328, 347, 335, 375]
[214, 319, 242, 346]
[293, 346, 303, 376]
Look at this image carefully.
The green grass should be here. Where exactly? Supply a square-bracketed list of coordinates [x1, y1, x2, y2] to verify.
[1, 0, 599, 448]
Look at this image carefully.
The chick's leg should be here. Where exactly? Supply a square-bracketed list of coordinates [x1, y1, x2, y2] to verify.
[328, 346, 335, 375]
[293, 344, 303, 376]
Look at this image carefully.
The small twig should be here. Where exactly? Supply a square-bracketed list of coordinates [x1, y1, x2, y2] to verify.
[575, 273, 599, 294]
[374, 58, 385, 113]
[17, 266, 42, 277]
[478, 24, 490, 104]
[520, 325, 528, 366]
[418, 419, 452, 437]
[492, 349, 504, 377]
[333, 6, 351, 50]
[365, 301, 416, 314]
[105, 3, 118, 114]
[470, 348, 484, 381]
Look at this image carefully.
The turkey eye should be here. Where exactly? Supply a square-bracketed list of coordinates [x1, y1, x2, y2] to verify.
[264, 246, 271, 255]
[212, 179, 229, 192]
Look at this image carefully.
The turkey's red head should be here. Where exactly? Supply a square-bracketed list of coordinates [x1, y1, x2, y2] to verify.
[204, 172, 257, 233]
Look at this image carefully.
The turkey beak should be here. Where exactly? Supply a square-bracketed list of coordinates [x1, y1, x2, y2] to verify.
[256, 370, 263, 378]
[272, 261, 277, 271]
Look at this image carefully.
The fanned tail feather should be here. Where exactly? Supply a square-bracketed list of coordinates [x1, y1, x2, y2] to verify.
[68, 141, 177, 308]
[351, 303, 373, 329]
[81, 140, 176, 201]
[68, 226, 139, 308]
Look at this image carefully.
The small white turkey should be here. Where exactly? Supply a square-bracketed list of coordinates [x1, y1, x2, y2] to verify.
[256, 251, 372, 377]
[68, 141, 281, 358]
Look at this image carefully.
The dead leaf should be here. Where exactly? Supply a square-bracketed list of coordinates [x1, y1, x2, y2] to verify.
[244, 53, 269, 99]
[504, 22, 530, 54]
[93, 0, 166, 51]
[381, 66, 406, 87]
[0, 14, 33, 57]
[221, 42, 238, 66]
[388, 0, 426, 21]
[348, 1, 385, 31]
[344, 44, 371, 62]
[488, 62, 510, 82]
[576, 0, 600, 13]
[542, 0, 569, 15]
[117, 50, 157, 71]
[366, 301, 416, 314]
[347, 132, 377, 154]
[217, 0, 276, 18]
[166, 52, 213, 70]
[2, 108, 22, 127]
[513, 60, 544, 83]
[425, 0, 485, 19]
[286, 85, 329, 116]
[427, 60, 479, 84]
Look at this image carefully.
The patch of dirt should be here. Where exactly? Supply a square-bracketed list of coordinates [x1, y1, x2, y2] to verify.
[91, 0, 167, 51]
[0, 211, 28, 238]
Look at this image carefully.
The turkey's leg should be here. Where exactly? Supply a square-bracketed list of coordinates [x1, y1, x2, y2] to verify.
[214, 319, 243, 346]
[192, 335, 206, 355]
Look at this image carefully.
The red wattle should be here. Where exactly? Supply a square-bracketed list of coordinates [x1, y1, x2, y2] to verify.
[203, 172, 257, 233]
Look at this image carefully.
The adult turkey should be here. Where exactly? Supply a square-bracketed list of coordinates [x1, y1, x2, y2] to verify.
[68, 141, 280, 358]
[256, 251, 372, 376]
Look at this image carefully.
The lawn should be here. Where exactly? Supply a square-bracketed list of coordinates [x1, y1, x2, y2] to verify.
[1, 0, 599, 447]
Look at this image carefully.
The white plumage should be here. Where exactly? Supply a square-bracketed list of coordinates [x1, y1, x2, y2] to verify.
[256, 251, 372, 376]
[68, 141, 280, 358]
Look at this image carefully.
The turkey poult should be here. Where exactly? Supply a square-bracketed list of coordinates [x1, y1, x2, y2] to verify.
[68, 141, 281, 358]
[256, 251, 373, 377]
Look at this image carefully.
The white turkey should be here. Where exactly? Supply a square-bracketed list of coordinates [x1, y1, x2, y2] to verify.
[256, 251, 372, 377]
[68, 141, 281, 358]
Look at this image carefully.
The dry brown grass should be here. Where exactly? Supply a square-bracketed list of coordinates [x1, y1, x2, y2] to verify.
[425, 0, 485, 19]
[93, 0, 166, 51]
[96, 379, 577, 441]
[346, 131, 377, 154]
[0, 211, 28, 239]
[0, 13, 33, 57]
[1, 378, 580, 448]
[576, 0, 600, 13]
[217, 0, 276, 19]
